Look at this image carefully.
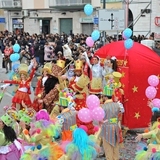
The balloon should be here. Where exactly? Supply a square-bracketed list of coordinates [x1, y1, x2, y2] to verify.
[145, 86, 157, 99]
[148, 75, 159, 87]
[86, 37, 94, 47]
[79, 125, 88, 132]
[91, 107, 105, 121]
[78, 108, 92, 123]
[10, 53, 20, 62]
[123, 28, 132, 39]
[13, 44, 20, 53]
[86, 95, 100, 110]
[124, 39, 134, 50]
[84, 4, 93, 16]
[122, 32, 127, 40]
[91, 30, 100, 41]
[152, 98, 160, 108]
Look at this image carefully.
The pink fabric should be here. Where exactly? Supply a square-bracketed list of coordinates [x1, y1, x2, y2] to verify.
[0, 143, 21, 160]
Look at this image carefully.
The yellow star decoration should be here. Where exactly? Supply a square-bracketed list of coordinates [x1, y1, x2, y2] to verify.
[157, 75, 160, 79]
[122, 84, 125, 88]
[124, 60, 128, 66]
[132, 86, 138, 93]
[135, 112, 140, 119]
[121, 72, 125, 78]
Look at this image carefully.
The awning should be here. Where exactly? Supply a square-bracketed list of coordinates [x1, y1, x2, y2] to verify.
[29, 17, 52, 20]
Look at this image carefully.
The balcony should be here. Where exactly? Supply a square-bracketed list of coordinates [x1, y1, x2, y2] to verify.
[49, 0, 91, 10]
[0, 0, 22, 10]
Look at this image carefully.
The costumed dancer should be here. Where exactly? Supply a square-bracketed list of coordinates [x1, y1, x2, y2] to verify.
[135, 110, 160, 160]
[32, 62, 52, 112]
[59, 128, 100, 160]
[0, 59, 37, 110]
[103, 56, 117, 87]
[0, 61, 34, 96]
[20, 109, 64, 160]
[38, 63, 64, 114]
[83, 48, 103, 95]
[100, 89, 120, 160]
[70, 63, 97, 135]
[0, 112, 23, 160]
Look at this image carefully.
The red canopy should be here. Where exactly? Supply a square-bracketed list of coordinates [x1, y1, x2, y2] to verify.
[95, 41, 160, 129]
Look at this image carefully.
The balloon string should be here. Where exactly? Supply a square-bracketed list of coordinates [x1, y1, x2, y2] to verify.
[123, 49, 128, 67]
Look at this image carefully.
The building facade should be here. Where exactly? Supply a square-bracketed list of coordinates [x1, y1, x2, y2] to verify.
[0, 0, 160, 37]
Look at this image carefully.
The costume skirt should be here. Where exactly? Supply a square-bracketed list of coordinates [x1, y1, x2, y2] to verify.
[12, 90, 31, 105]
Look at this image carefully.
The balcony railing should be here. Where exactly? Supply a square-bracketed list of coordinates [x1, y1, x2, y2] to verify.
[0, 0, 22, 9]
[49, 0, 91, 8]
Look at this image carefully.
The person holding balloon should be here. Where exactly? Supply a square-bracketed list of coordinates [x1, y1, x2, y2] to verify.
[0, 59, 37, 110]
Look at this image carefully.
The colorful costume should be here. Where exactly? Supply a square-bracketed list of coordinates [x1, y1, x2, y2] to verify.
[84, 52, 103, 94]
[101, 100, 120, 160]
[59, 128, 100, 160]
[32, 63, 52, 112]
[20, 110, 64, 160]
[0, 112, 23, 160]
[2, 63, 36, 109]
[135, 115, 160, 160]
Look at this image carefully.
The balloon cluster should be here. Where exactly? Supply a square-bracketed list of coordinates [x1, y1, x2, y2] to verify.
[84, 4, 100, 47]
[145, 75, 160, 108]
[78, 95, 105, 123]
[122, 28, 134, 50]
[10, 43, 20, 62]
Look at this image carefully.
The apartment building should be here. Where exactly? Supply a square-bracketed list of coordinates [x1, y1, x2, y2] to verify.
[0, 0, 159, 37]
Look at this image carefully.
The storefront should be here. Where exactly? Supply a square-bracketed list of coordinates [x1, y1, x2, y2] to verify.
[12, 18, 24, 33]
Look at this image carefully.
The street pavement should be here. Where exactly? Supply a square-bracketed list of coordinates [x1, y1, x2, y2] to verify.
[0, 54, 141, 160]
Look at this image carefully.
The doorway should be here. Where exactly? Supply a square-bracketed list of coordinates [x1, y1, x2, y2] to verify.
[42, 20, 50, 34]
[60, 18, 72, 35]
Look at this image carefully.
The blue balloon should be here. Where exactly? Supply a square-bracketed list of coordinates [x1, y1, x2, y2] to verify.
[10, 53, 20, 62]
[84, 4, 93, 16]
[124, 39, 134, 50]
[123, 28, 132, 39]
[13, 44, 20, 53]
[91, 30, 100, 41]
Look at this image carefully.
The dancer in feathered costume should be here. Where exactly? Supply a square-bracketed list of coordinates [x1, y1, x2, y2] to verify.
[135, 109, 160, 160]
[20, 109, 64, 160]
[59, 128, 100, 160]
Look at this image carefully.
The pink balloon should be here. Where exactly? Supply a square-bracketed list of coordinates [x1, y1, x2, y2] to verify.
[86, 37, 94, 47]
[122, 32, 127, 40]
[152, 98, 160, 108]
[91, 107, 105, 121]
[78, 108, 92, 123]
[86, 95, 100, 110]
[145, 86, 157, 99]
[148, 75, 159, 87]
[79, 125, 88, 132]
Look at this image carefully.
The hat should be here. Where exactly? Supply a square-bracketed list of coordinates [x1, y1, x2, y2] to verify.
[112, 72, 122, 88]
[57, 60, 65, 69]
[72, 74, 90, 93]
[1, 113, 14, 126]
[58, 51, 63, 55]
[42, 62, 52, 74]
[74, 60, 83, 72]
[7, 107, 19, 121]
[103, 86, 113, 97]
[20, 114, 32, 125]
[19, 63, 28, 75]
[51, 63, 63, 78]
